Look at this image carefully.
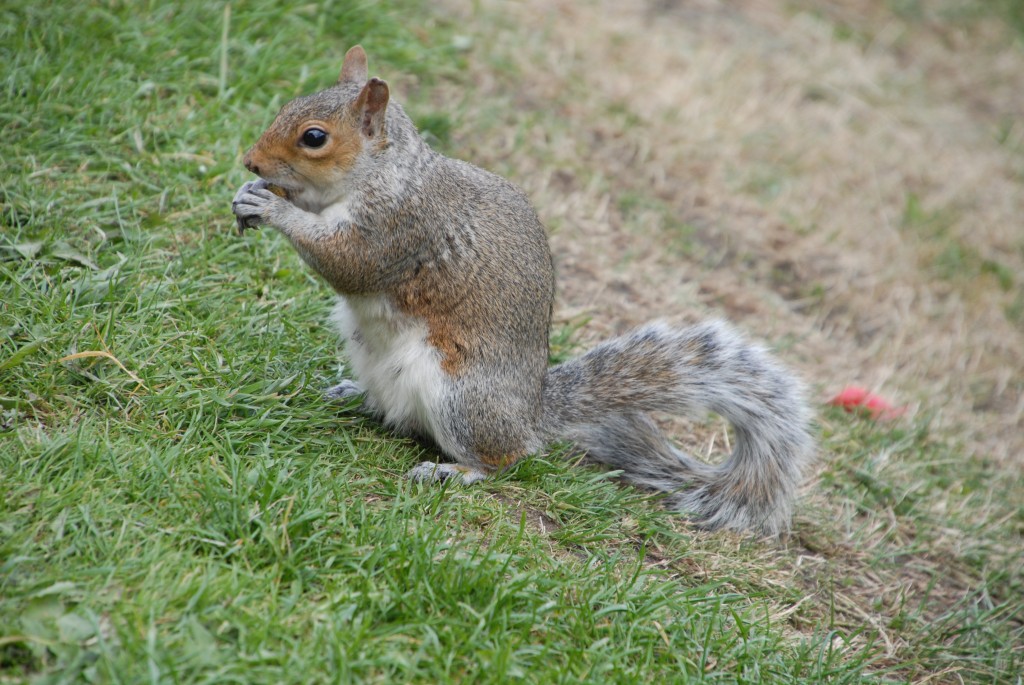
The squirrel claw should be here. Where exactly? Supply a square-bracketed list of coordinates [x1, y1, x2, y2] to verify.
[235, 213, 261, 236]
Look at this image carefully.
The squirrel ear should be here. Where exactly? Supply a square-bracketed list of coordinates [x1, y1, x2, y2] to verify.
[338, 45, 369, 84]
[354, 78, 389, 138]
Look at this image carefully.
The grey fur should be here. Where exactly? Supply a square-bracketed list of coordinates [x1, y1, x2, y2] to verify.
[232, 49, 815, 537]
[543, 321, 814, 535]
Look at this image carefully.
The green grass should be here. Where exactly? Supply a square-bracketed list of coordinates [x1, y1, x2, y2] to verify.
[2, 1, 1022, 683]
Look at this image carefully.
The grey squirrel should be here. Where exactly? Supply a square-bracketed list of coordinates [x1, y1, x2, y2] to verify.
[231, 46, 814, 536]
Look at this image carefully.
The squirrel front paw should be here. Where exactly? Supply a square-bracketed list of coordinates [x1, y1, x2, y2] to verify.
[325, 379, 365, 402]
[231, 179, 291, 235]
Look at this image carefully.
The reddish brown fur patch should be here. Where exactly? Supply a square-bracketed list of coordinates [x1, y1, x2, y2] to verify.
[246, 108, 363, 188]
[478, 453, 521, 469]
[392, 279, 470, 377]
[427, 326, 468, 376]
[322, 122, 362, 174]
[398, 300, 467, 376]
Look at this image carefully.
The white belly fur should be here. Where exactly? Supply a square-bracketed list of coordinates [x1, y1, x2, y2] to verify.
[330, 295, 455, 453]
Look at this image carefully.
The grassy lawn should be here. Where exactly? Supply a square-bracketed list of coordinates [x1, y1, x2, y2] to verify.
[2, 1, 1021, 683]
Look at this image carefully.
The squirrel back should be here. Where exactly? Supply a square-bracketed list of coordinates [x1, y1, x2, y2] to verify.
[231, 46, 814, 536]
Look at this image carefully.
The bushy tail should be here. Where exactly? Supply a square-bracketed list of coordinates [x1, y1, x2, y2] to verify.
[542, 321, 814, 536]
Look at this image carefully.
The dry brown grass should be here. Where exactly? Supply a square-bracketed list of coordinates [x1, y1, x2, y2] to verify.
[430, 0, 1023, 466]
[418, 0, 1023, 677]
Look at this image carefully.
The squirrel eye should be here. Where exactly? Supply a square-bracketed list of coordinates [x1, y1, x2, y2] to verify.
[301, 128, 327, 148]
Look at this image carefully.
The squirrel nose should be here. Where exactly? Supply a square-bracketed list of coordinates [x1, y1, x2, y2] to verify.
[243, 153, 260, 176]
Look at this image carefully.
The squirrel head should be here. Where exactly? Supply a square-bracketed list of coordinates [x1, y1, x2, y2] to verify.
[242, 45, 390, 208]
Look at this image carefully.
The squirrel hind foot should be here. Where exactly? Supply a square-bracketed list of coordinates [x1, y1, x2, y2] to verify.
[407, 462, 488, 486]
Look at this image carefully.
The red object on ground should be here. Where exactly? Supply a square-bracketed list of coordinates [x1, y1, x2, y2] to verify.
[828, 385, 905, 420]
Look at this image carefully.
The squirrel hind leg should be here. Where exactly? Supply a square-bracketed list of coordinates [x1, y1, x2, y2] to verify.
[407, 461, 488, 485]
